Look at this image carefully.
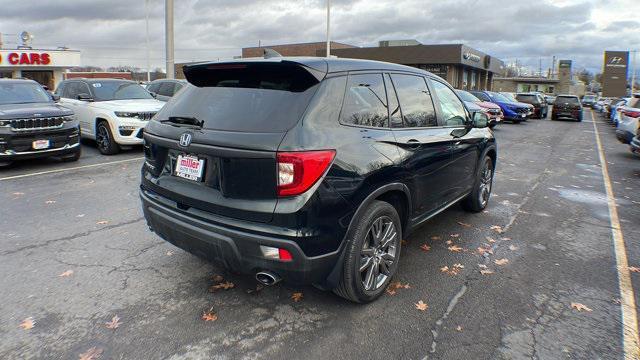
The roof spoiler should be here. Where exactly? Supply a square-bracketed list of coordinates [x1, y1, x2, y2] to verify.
[183, 60, 327, 91]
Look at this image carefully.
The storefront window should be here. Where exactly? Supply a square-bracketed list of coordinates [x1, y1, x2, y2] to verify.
[0, 71, 12, 79]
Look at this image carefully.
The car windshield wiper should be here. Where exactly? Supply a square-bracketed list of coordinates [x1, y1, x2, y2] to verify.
[159, 116, 204, 128]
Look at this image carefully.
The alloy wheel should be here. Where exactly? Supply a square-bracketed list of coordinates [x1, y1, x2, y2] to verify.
[96, 124, 110, 152]
[478, 161, 493, 207]
[359, 216, 398, 291]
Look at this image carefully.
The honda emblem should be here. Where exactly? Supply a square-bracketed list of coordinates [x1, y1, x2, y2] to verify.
[179, 133, 192, 147]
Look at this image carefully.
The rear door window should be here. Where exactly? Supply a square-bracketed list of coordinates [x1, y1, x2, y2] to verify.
[390, 74, 437, 128]
[339, 73, 388, 128]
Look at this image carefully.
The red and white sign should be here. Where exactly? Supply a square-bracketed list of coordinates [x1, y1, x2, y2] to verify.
[0, 50, 81, 68]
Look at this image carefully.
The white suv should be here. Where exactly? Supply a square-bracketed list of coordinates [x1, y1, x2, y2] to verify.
[56, 79, 164, 154]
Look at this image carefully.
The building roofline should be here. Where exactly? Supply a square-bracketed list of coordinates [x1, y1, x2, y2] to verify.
[242, 41, 356, 50]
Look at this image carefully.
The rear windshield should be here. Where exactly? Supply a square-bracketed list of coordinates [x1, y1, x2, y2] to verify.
[155, 79, 319, 133]
[516, 94, 538, 103]
[556, 96, 580, 105]
[583, 95, 596, 100]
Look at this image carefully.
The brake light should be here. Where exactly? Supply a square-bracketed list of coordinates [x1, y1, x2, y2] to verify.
[276, 150, 336, 197]
[623, 110, 640, 118]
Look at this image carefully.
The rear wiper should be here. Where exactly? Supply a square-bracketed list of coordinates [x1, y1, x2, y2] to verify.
[159, 116, 204, 128]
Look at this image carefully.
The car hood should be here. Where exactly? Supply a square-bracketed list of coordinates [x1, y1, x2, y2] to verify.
[464, 101, 483, 111]
[92, 99, 165, 112]
[476, 101, 501, 110]
[0, 102, 73, 120]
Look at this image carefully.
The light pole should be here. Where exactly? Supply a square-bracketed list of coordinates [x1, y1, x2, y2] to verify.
[325, 0, 331, 57]
[165, 0, 174, 79]
[631, 50, 637, 95]
[145, 0, 151, 82]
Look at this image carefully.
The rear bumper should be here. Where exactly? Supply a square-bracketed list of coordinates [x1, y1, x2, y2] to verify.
[140, 189, 341, 285]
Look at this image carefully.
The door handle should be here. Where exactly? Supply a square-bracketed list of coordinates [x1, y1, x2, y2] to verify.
[406, 139, 421, 148]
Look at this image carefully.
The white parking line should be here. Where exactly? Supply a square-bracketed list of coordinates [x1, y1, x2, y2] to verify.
[591, 110, 640, 359]
[0, 157, 144, 181]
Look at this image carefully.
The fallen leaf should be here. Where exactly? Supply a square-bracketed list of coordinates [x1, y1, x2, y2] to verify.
[571, 302, 592, 312]
[440, 266, 450, 273]
[501, 237, 512, 241]
[201, 307, 218, 321]
[457, 221, 471, 228]
[430, 236, 441, 241]
[629, 266, 640, 273]
[415, 300, 428, 311]
[96, 220, 109, 225]
[386, 288, 397, 296]
[401, 239, 408, 245]
[478, 264, 488, 269]
[448, 245, 463, 253]
[211, 274, 224, 283]
[166, 251, 174, 256]
[76, 214, 85, 218]
[19, 317, 35, 330]
[508, 245, 518, 251]
[480, 269, 494, 275]
[486, 237, 496, 243]
[445, 240, 453, 245]
[456, 325, 463, 332]
[453, 263, 464, 269]
[419, 244, 431, 252]
[477, 247, 492, 255]
[105, 315, 121, 329]
[58, 270, 74, 277]
[490, 225, 503, 233]
[208, 281, 235, 292]
[494, 258, 509, 266]
[450, 234, 460, 238]
[45, 200, 56, 204]
[291, 292, 303, 302]
[78, 347, 103, 360]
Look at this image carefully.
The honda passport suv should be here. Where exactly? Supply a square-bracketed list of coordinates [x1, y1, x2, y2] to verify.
[56, 78, 164, 155]
[140, 57, 496, 303]
[0, 78, 80, 167]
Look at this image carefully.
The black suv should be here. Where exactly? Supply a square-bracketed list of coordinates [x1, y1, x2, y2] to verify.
[515, 93, 548, 119]
[0, 79, 80, 167]
[140, 58, 496, 303]
[552, 95, 583, 121]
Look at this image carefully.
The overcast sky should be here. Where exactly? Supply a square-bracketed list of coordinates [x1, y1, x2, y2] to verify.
[0, 0, 638, 74]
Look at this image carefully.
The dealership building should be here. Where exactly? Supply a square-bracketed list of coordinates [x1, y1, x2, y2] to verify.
[324, 42, 506, 91]
[0, 47, 81, 90]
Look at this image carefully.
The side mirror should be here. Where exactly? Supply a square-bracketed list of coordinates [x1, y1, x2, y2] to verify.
[77, 93, 94, 102]
[51, 94, 60, 102]
[472, 112, 489, 128]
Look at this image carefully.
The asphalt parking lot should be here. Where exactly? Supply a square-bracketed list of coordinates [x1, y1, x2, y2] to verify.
[1, 110, 639, 360]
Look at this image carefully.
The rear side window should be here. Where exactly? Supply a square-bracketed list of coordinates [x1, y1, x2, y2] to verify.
[390, 74, 437, 128]
[556, 96, 580, 105]
[157, 82, 175, 96]
[339, 73, 388, 128]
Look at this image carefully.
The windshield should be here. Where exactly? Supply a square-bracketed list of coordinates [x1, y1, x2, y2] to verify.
[90, 81, 153, 101]
[583, 95, 596, 101]
[0, 82, 52, 105]
[556, 96, 580, 105]
[488, 92, 511, 103]
[456, 90, 480, 102]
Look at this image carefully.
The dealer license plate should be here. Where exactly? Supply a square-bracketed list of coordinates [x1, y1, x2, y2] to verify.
[32, 139, 50, 150]
[175, 154, 205, 182]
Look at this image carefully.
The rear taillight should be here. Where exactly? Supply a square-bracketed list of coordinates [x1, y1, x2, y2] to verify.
[623, 110, 640, 118]
[276, 150, 336, 197]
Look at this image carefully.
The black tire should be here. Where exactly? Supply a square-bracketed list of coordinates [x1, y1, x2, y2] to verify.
[463, 156, 494, 213]
[95, 120, 120, 155]
[334, 200, 402, 303]
[60, 147, 81, 162]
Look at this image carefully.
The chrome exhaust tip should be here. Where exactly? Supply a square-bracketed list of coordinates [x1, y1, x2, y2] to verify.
[255, 271, 281, 286]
